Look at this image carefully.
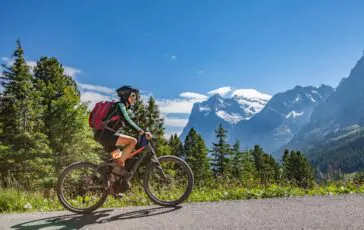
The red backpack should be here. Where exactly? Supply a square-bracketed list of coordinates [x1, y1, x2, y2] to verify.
[88, 101, 120, 130]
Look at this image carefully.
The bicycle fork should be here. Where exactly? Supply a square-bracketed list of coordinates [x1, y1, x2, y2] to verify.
[149, 153, 168, 182]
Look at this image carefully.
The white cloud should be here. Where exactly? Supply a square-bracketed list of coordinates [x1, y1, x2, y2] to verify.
[171, 55, 177, 60]
[77, 82, 117, 110]
[180, 92, 208, 100]
[157, 91, 207, 114]
[27, 61, 37, 69]
[208, 86, 233, 97]
[78, 83, 115, 94]
[157, 90, 207, 123]
[80, 92, 113, 110]
[64, 66, 81, 78]
[156, 91, 208, 135]
[163, 118, 189, 127]
[157, 99, 197, 114]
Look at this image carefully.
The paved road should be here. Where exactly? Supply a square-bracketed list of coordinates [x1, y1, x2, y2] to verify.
[1, 194, 364, 229]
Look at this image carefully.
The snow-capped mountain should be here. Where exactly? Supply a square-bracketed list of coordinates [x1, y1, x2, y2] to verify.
[180, 84, 334, 154]
[231, 89, 272, 119]
[179, 89, 271, 145]
[232, 84, 334, 154]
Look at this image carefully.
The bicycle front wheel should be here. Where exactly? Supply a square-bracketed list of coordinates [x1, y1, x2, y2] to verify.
[56, 162, 109, 214]
[143, 155, 194, 207]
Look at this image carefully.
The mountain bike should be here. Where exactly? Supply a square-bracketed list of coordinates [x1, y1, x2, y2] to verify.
[56, 135, 194, 214]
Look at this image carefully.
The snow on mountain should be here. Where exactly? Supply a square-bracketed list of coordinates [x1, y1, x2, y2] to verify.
[231, 89, 272, 100]
[233, 95, 271, 118]
[180, 89, 272, 146]
[286, 110, 304, 119]
[207, 87, 233, 97]
[216, 111, 244, 124]
[232, 84, 334, 154]
[207, 88, 272, 122]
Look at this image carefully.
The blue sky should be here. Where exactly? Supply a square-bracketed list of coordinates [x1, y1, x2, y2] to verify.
[1, 0, 364, 137]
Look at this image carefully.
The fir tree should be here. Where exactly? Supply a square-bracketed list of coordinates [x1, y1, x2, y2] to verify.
[144, 96, 167, 155]
[145, 96, 164, 138]
[184, 128, 212, 184]
[33, 56, 101, 174]
[282, 150, 314, 188]
[250, 145, 280, 186]
[0, 40, 51, 188]
[240, 151, 257, 187]
[210, 124, 231, 177]
[230, 140, 242, 179]
[168, 133, 184, 158]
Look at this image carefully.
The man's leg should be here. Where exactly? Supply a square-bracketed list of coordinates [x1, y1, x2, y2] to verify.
[112, 134, 137, 165]
[108, 135, 137, 197]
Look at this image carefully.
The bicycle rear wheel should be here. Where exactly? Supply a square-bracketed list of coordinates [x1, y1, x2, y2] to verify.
[56, 162, 109, 214]
[143, 155, 194, 207]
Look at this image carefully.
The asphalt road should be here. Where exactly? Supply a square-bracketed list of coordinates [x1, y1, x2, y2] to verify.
[1, 194, 364, 229]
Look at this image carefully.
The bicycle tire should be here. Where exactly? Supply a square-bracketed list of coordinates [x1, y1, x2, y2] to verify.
[56, 161, 109, 214]
[143, 155, 194, 207]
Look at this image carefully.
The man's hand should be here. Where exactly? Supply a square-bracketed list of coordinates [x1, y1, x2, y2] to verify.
[139, 130, 153, 140]
[145, 132, 153, 140]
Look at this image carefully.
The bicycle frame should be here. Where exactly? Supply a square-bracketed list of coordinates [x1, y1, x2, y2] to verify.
[98, 135, 160, 179]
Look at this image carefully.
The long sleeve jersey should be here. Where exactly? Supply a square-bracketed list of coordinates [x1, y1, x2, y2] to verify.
[105, 101, 143, 133]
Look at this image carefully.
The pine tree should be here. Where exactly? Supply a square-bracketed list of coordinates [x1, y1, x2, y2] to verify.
[250, 145, 279, 186]
[168, 133, 184, 158]
[230, 140, 242, 179]
[0, 40, 51, 188]
[282, 150, 314, 188]
[144, 96, 167, 155]
[282, 149, 289, 163]
[184, 128, 212, 184]
[145, 96, 164, 138]
[210, 124, 231, 177]
[240, 151, 257, 187]
[33, 56, 100, 175]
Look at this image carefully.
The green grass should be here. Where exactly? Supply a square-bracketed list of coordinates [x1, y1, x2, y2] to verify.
[1, 182, 364, 213]
[344, 172, 358, 180]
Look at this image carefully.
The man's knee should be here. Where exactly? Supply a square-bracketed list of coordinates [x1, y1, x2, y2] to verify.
[130, 137, 137, 145]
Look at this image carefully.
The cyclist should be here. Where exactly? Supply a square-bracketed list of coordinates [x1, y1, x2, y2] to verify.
[93, 85, 152, 196]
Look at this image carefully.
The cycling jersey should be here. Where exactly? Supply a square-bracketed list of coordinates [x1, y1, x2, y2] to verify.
[105, 101, 143, 133]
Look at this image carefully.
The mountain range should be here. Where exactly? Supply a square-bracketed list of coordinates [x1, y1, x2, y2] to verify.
[180, 52, 364, 173]
[179, 89, 271, 146]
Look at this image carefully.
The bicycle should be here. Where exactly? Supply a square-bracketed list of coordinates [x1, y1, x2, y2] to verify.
[56, 134, 194, 214]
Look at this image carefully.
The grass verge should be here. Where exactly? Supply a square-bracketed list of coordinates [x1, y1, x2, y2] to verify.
[1, 183, 364, 213]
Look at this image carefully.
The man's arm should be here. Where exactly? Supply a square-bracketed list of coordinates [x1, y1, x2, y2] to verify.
[118, 103, 144, 132]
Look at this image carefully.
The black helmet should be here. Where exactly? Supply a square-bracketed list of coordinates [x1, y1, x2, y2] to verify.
[116, 85, 139, 101]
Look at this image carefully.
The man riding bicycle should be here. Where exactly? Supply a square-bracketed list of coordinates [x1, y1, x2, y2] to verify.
[93, 85, 152, 196]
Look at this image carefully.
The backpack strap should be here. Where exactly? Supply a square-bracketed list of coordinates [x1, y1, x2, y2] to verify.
[102, 101, 120, 132]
